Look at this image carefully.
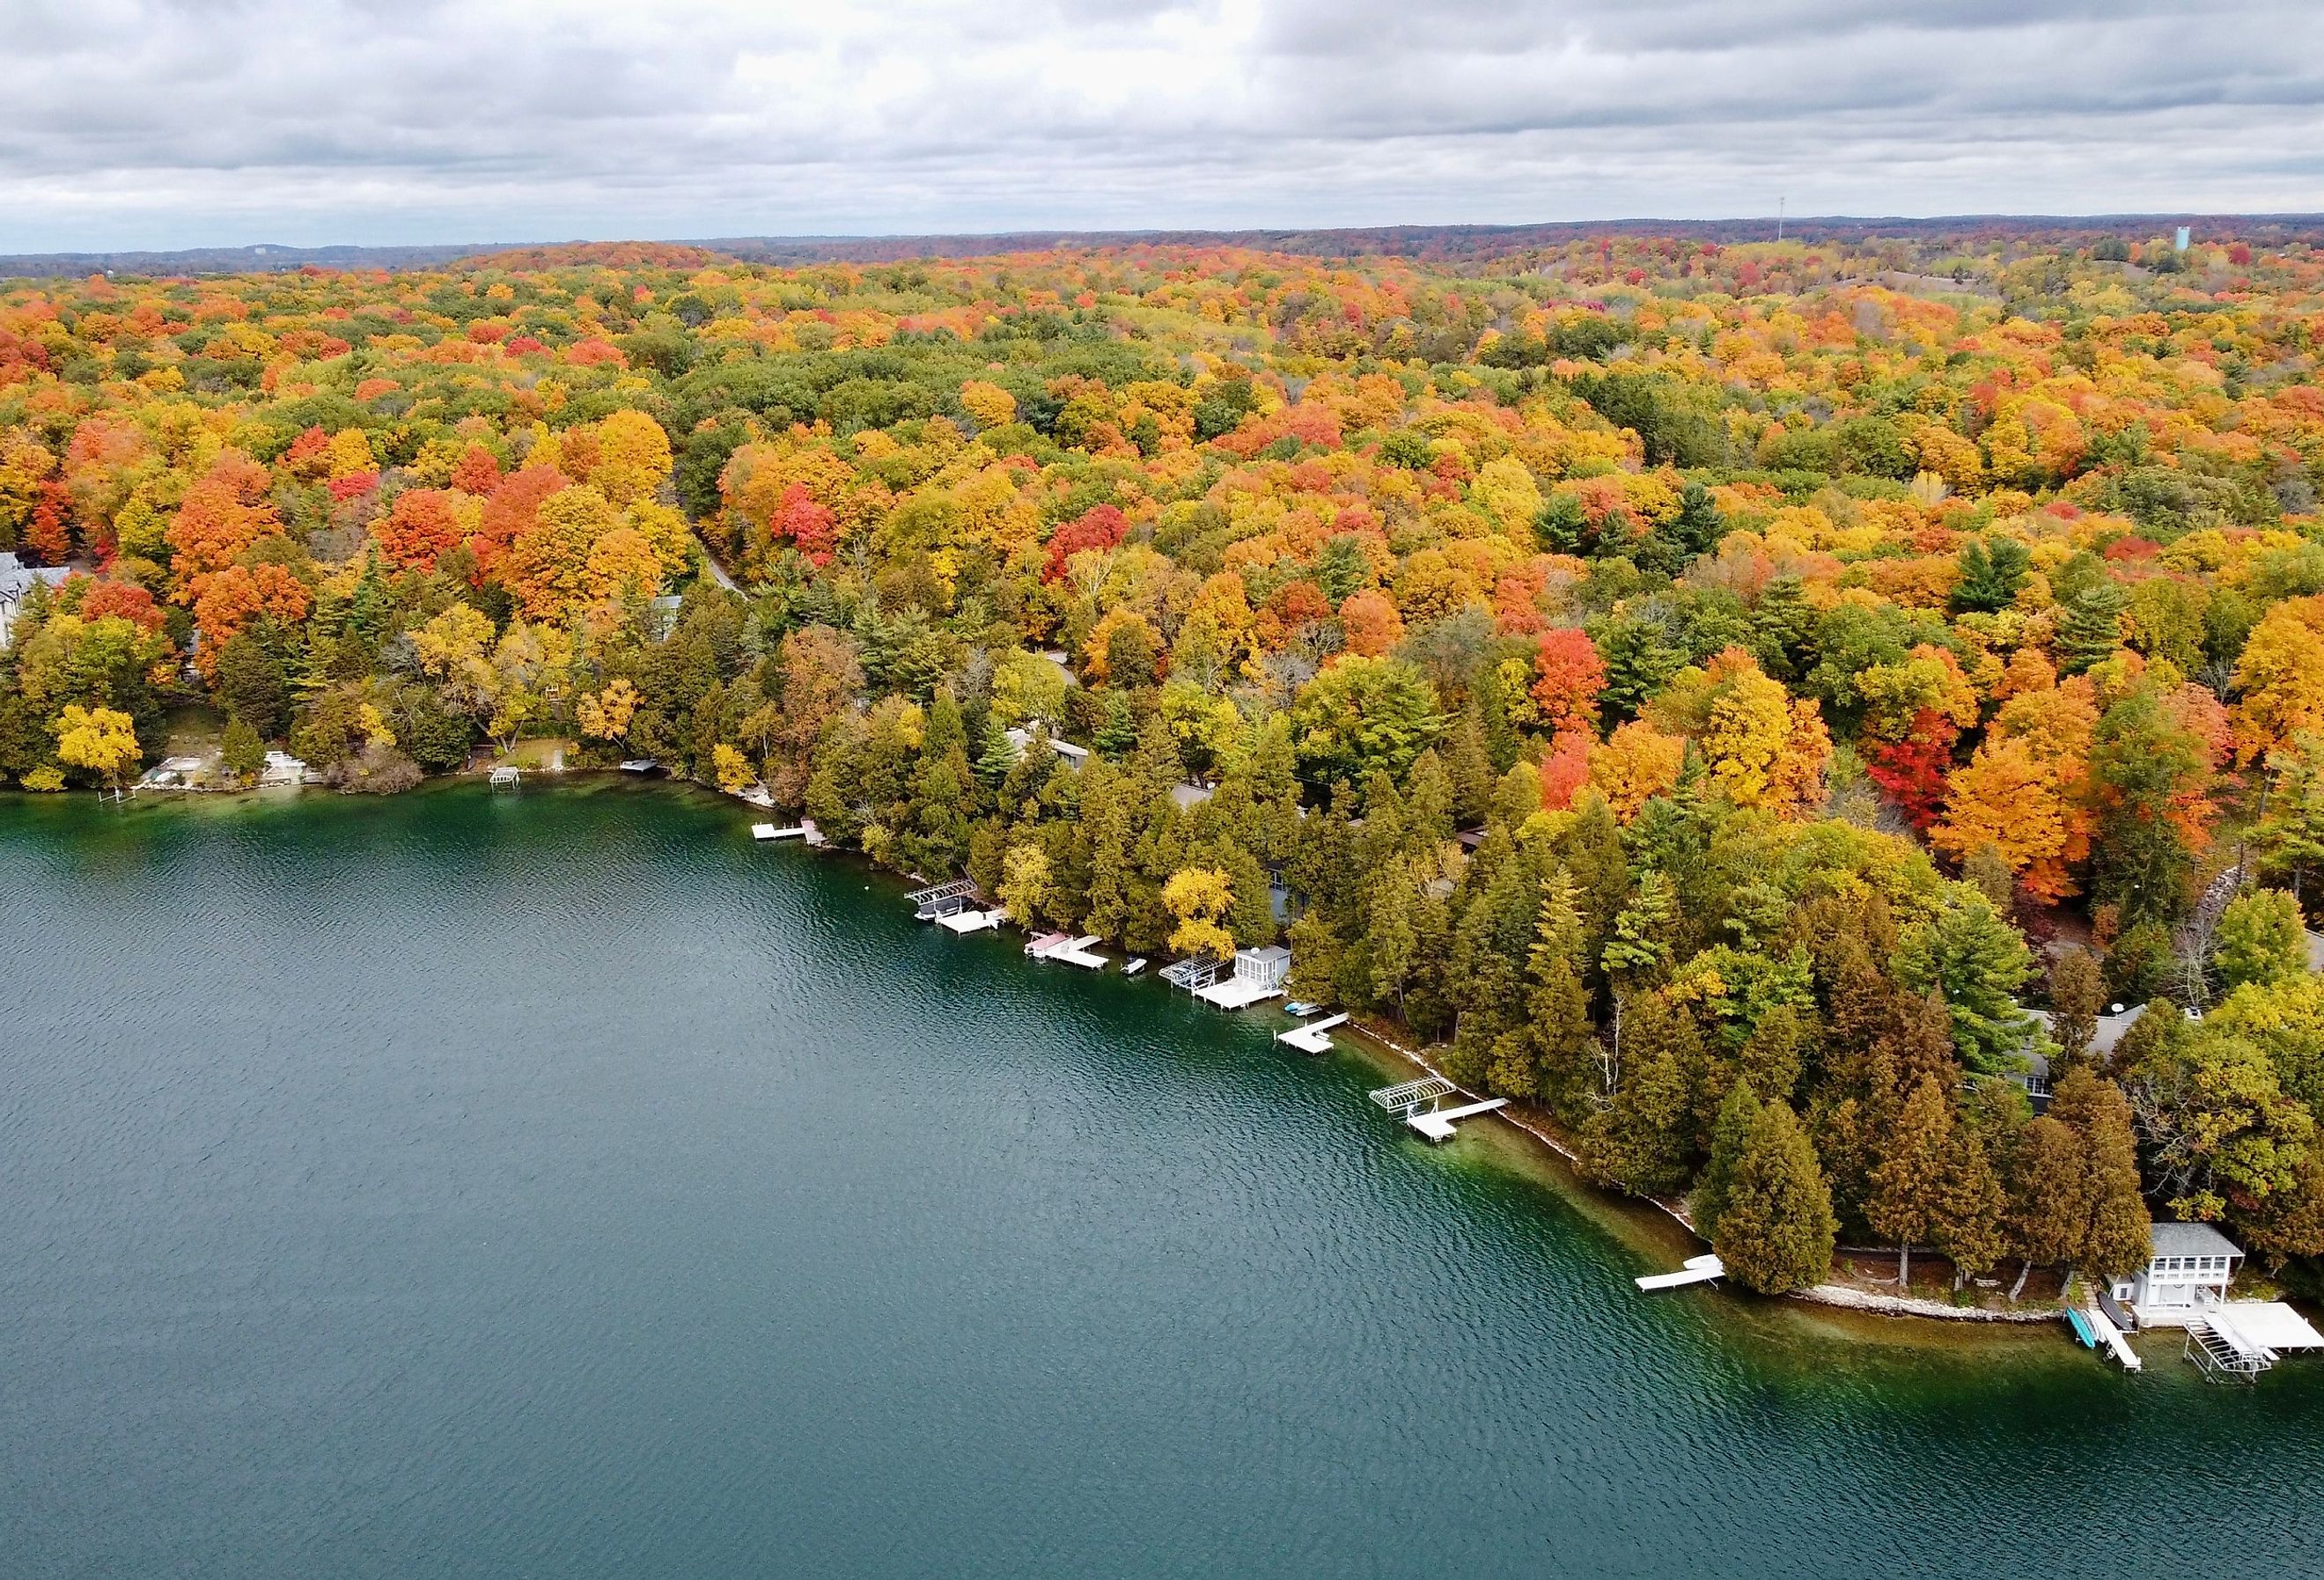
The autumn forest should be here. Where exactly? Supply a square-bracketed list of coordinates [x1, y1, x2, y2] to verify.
[9, 228, 2324, 1299]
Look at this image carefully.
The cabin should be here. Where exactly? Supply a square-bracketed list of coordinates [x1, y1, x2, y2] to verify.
[0, 553, 70, 648]
[2108, 1221, 2242, 1327]
[1002, 725, 1091, 769]
[259, 750, 310, 788]
[1192, 944, 1291, 1010]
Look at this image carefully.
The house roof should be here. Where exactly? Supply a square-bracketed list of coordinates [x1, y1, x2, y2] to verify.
[2151, 1220, 2241, 1260]
[1239, 944, 1291, 964]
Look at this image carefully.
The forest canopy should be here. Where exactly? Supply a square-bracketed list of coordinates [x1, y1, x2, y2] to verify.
[9, 228, 2324, 1294]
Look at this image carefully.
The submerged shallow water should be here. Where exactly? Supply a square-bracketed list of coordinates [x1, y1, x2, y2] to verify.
[3, 781, 2320, 1578]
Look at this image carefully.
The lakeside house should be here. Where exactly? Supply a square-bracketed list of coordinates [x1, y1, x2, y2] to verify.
[2108, 1221, 2241, 1327]
[0, 553, 71, 648]
[1191, 944, 1291, 1010]
[1002, 724, 1090, 768]
[259, 750, 311, 788]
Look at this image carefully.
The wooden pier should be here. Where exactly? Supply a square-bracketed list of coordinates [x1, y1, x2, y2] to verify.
[1275, 1013, 1347, 1055]
[1025, 933, 1108, 969]
[938, 908, 1008, 934]
[1636, 1254, 1725, 1291]
[1405, 1098, 1508, 1143]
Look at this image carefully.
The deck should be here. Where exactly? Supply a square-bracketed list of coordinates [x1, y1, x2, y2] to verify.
[2084, 1305, 2143, 1371]
[1027, 933, 1107, 967]
[1406, 1097, 1508, 1142]
[938, 908, 1007, 934]
[1636, 1254, 1725, 1291]
[1275, 1013, 1347, 1055]
[1193, 976, 1283, 1010]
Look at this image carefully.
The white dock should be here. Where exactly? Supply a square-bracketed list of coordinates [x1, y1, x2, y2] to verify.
[1026, 933, 1108, 968]
[2085, 1304, 2143, 1371]
[489, 765, 520, 789]
[938, 908, 1008, 934]
[1276, 1013, 1348, 1055]
[1194, 977, 1283, 1010]
[753, 823, 812, 841]
[1636, 1254, 1725, 1291]
[1406, 1097, 1508, 1142]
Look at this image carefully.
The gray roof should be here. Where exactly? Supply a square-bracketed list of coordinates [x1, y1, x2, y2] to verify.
[2151, 1220, 2241, 1260]
[0, 553, 71, 596]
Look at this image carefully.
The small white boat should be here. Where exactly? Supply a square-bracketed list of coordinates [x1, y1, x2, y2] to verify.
[1122, 959, 1148, 976]
[1283, 1000, 1322, 1018]
[617, 758, 658, 774]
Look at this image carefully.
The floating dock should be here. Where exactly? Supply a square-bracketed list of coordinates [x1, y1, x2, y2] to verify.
[1276, 1013, 1347, 1055]
[1024, 931, 1107, 966]
[1365, 1077, 1504, 1143]
[938, 908, 1007, 934]
[1636, 1254, 1725, 1291]
[1404, 1098, 1508, 1142]
[2083, 1305, 2143, 1371]
[751, 821, 822, 844]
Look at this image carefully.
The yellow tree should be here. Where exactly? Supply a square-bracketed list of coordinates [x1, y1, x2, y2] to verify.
[712, 743, 753, 794]
[577, 678, 640, 741]
[1589, 720, 1686, 821]
[1932, 735, 2072, 900]
[52, 704, 139, 791]
[2231, 596, 2324, 764]
[1000, 844, 1054, 928]
[1161, 867, 1237, 962]
[591, 410, 673, 506]
[409, 604, 501, 726]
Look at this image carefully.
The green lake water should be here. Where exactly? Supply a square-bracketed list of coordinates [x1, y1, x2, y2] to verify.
[3, 781, 2320, 1578]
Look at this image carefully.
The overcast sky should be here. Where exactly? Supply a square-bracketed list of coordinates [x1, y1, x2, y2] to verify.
[3, 0, 2320, 253]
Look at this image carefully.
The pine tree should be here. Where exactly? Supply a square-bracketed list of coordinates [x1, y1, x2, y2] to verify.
[975, 723, 1019, 790]
[2003, 1114, 2087, 1300]
[1582, 993, 1695, 1198]
[1447, 702, 1495, 827]
[2056, 581, 2131, 674]
[1712, 1099, 1837, 1294]
[1526, 958, 1594, 1121]
[1690, 1079, 1761, 1238]
[2047, 948, 2106, 1070]
[1932, 1121, 2007, 1291]
[1734, 1002, 1809, 1110]
[1866, 1075, 1953, 1289]
[2049, 1065, 2152, 1279]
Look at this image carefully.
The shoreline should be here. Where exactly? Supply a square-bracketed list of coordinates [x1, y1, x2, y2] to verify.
[1331, 1010, 2064, 1326]
[66, 767, 2080, 1344]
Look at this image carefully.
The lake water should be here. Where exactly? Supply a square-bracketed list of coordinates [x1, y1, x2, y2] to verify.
[4, 782, 2321, 1579]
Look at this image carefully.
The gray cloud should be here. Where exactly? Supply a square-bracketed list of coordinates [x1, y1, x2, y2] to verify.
[0, 0, 2317, 251]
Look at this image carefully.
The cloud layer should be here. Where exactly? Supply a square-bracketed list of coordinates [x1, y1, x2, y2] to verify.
[3, 0, 2320, 250]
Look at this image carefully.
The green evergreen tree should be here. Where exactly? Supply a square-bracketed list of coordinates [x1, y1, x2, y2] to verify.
[1866, 1075, 1953, 1289]
[2055, 581, 2131, 673]
[1932, 1120, 2008, 1291]
[2003, 1114, 2087, 1300]
[220, 716, 265, 781]
[1949, 534, 2031, 615]
[1581, 990, 1697, 1198]
[2048, 1066, 2153, 1280]
[1690, 1078, 1761, 1238]
[2047, 948, 2107, 1070]
[1711, 1099, 1837, 1294]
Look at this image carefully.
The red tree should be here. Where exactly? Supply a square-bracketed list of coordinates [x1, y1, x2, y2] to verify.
[1531, 628, 1607, 734]
[1864, 709, 1960, 830]
[1041, 503, 1129, 582]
